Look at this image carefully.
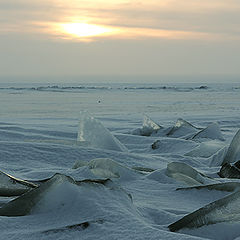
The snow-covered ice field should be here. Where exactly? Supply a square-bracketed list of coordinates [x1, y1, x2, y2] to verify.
[0, 82, 240, 240]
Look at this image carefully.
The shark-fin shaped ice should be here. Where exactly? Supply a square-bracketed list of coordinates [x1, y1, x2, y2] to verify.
[166, 118, 198, 138]
[209, 146, 228, 167]
[77, 111, 127, 152]
[221, 129, 240, 166]
[166, 162, 214, 186]
[0, 170, 37, 196]
[169, 189, 240, 232]
[141, 115, 161, 136]
[132, 115, 161, 136]
[191, 122, 224, 141]
[218, 161, 240, 179]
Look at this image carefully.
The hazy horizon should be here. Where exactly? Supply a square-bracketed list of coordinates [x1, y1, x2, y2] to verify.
[0, 75, 240, 85]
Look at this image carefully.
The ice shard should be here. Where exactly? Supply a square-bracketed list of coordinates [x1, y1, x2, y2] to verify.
[77, 111, 127, 152]
[221, 129, 240, 166]
[132, 115, 162, 136]
[166, 118, 198, 138]
[169, 189, 240, 232]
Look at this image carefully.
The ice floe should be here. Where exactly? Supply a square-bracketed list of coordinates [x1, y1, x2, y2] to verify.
[132, 115, 162, 136]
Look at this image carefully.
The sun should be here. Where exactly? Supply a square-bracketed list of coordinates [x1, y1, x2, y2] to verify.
[60, 22, 116, 38]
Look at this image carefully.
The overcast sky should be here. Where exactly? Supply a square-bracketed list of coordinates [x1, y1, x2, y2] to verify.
[0, 0, 240, 82]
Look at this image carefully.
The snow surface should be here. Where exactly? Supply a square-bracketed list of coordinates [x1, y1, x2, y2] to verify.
[0, 82, 240, 240]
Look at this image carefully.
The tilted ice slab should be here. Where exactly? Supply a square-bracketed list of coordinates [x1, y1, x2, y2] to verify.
[132, 115, 162, 136]
[73, 158, 138, 181]
[166, 118, 198, 138]
[169, 189, 240, 232]
[0, 170, 37, 197]
[218, 158, 240, 179]
[209, 129, 240, 167]
[209, 146, 228, 167]
[191, 122, 224, 141]
[77, 112, 127, 152]
[221, 129, 240, 166]
[166, 162, 215, 186]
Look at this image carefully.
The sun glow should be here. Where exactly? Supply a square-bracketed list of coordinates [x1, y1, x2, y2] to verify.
[60, 22, 117, 38]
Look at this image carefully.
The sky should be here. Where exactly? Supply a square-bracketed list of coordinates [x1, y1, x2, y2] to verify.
[0, 0, 240, 82]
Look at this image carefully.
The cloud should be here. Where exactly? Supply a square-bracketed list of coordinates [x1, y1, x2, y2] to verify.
[0, 0, 240, 42]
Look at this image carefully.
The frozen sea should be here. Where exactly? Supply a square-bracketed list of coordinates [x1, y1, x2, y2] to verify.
[0, 81, 240, 240]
